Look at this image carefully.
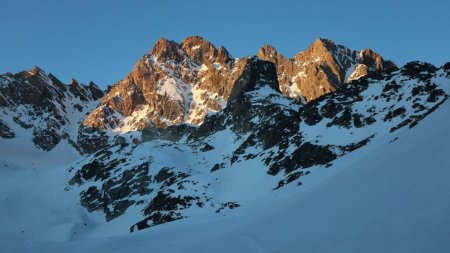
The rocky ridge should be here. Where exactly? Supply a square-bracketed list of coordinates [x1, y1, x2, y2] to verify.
[257, 38, 397, 102]
[82, 37, 397, 135]
[0, 67, 103, 151]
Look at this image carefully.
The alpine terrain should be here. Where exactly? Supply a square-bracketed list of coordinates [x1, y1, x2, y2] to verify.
[1, 36, 449, 253]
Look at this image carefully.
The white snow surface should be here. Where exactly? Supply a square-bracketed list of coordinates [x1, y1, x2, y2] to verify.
[2, 88, 450, 252]
[156, 76, 190, 102]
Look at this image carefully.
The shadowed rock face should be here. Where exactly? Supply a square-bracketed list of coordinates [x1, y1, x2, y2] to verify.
[0, 119, 15, 138]
[83, 36, 397, 133]
[257, 38, 398, 102]
[0, 67, 103, 151]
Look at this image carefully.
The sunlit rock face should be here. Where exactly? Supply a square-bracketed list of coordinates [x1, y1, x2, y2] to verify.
[83, 36, 249, 131]
[84, 36, 397, 133]
[257, 38, 397, 102]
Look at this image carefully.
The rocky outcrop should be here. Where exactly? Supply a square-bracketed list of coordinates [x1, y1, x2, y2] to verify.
[257, 38, 397, 102]
[0, 119, 15, 138]
[0, 67, 103, 151]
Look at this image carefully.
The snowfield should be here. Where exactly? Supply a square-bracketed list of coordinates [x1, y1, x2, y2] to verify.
[2, 91, 450, 252]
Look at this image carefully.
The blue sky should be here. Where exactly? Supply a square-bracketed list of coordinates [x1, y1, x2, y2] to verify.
[1, 0, 449, 88]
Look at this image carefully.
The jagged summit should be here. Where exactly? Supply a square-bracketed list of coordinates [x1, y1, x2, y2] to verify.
[150, 37, 182, 62]
[359, 48, 397, 72]
[257, 44, 287, 65]
[181, 35, 212, 50]
[4, 37, 389, 143]
[69, 78, 80, 85]
[226, 56, 280, 105]
[311, 37, 341, 51]
[82, 36, 242, 133]
[149, 36, 232, 67]
[0, 67, 103, 150]
[257, 37, 398, 102]
[181, 36, 232, 65]
[80, 36, 399, 136]
[1, 37, 400, 140]
[29, 66, 45, 76]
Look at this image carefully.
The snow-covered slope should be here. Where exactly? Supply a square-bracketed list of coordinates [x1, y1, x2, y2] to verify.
[1, 63, 450, 253]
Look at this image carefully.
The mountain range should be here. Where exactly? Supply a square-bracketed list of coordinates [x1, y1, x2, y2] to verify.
[1, 36, 449, 252]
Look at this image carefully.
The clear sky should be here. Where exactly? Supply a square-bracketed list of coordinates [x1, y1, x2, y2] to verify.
[1, 0, 449, 89]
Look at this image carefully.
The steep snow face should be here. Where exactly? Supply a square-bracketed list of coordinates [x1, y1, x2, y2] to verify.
[187, 86, 227, 124]
[156, 76, 189, 102]
[1, 63, 450, 253]
[0, 68, 103, 166]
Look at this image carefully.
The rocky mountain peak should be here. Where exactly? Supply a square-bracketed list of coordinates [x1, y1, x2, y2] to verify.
[292, 38, 342, 65]
[181, 35, 210, 50]
[69, 78, 79, 86]
[68, 78, 102, 102]
[359, 48, 397, 73]
[227, 57, 280, 105]
[0, 68, 103, 151]
[87, 81, 104, 100]
[257, 44, 287, 65]
[181, 36, 233, 66]
[217, 46, 232, 65]
[256, 37, 398, 103]
[150, 37, 183, 62]
[29, 66, 45, 76]
[258, 44, 277, 55]
[181, 35, 208, 46]
[82, 36, 398, 137]
[181, 36, 216, 64]
[314, 37, 338, 50]
[82, 36, 247, 133]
